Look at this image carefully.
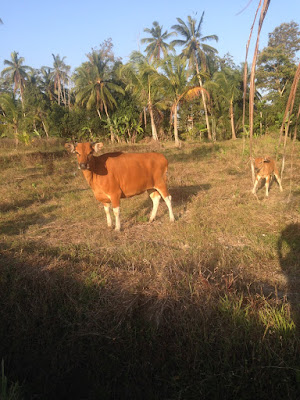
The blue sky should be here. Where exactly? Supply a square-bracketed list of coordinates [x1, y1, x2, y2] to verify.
[1, 0, 299, 72]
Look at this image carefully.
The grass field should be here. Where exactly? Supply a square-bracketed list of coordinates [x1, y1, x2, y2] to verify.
[0, 135, 300, 399]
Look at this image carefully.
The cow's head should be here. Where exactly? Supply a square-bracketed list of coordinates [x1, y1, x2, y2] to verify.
[65, 142, 103, 170]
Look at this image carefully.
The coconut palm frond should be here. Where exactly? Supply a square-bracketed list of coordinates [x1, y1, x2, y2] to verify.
[181, 86, 209, 102]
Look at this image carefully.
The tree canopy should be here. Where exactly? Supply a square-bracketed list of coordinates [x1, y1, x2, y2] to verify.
[0, 18, 299, 144]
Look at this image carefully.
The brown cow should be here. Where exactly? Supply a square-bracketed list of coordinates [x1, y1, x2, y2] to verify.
[252, 156, 283, 197]
[65, 142, 175, 231]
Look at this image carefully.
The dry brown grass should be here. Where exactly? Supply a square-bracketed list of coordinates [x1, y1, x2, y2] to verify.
[0, 136, 299, 399]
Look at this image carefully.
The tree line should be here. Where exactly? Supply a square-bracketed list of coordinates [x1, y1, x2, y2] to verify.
[0, 14, 299, 145]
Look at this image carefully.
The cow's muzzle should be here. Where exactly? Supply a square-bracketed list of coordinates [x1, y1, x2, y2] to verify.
[79, 163, 89, 170]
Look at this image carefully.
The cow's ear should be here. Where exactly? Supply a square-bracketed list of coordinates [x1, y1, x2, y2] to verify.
[93, 142, 104, 153]
[65, 143, 75, 153]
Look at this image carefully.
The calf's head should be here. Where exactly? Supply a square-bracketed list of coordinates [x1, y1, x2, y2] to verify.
[65, 142, 103, 170]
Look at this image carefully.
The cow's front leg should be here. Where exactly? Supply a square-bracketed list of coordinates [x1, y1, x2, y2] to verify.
[111, 194, 121, 231]
[252, 175, 261, 194]
[113, 207, 120, 231]
[103, 203, 112, 228]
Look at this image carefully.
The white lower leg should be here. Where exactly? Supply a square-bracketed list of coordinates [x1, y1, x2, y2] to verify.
[113, 207, 121, 231]
[149, 192, 161, 222]
[252, 177, 260, 194]
[275, 174, 283, 192]
[104, 204, 112, 227]
[164, 195, 175, 222]
[265, 179, 269, 197]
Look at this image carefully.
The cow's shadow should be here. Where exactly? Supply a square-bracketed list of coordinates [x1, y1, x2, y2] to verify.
[277, 223, 300, 334]
[127, 184, 211, 222]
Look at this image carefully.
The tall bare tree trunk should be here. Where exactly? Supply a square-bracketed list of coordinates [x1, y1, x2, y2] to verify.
[279, 62, 300, 180]
[242, 0, 261, 133]
[278, 62, 300, 147]
[173, 102, 180, 146]
[41, 120, 49, 139]
[230, 100, 237, 140]
[249, 0, 270, 184]
[196, 62, 211, 141]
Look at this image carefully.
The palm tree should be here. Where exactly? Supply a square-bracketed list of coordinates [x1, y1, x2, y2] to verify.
[1, 51, 31, 105]
[141, 21, 175, 63]
[51, 54, 70, 106]
[171, 13, 218, 140]
[207, 68, 243, 140]
[39, 67, 55, 101]
[73, 50, 124, 142]
[120, 51, 163, 140]
[160, 55, 208, 146]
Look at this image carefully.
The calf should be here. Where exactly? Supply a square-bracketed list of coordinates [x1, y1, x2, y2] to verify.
[65, 142, 175, 231]
[252, 156, 283, 197]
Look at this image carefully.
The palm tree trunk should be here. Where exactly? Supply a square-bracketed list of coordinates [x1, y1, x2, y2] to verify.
[173, 103, 180, 146]
[103, 102, 115, 143]
[41, 120, 49, 139]
[230, 100, 236, 140]
[143, 107, 147, 128]
[148, 101, 158, 141]
[196, 62, 211, 141]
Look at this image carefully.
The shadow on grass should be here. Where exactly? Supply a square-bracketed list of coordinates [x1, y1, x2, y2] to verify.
[0, 241, 299, 400]
[278, 223, 300, 334]
[0, 211, 58, 235]
[0, 150, 67, 172]
[171, 184, 211, 204]
[0, 199, 38, 213]
[165, 144, 221, 164]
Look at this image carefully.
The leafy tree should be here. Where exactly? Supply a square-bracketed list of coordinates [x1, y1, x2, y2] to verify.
[268, 21, 300, 61]
[207, 68, 243, 140]
[171, 12, 218, 140]
[160, 55, 207, 145]
[141, 21, 175, 62]
[1, 52, 31, 106]
[39, 67, 55, 102]
[256, 46, 297, 98]
[23, 81, 50, 138]
[0, 93, 23, 144]
[120, 51, 162, 140]
[73, 47, 124, 142]
[256, 21, 300, 131]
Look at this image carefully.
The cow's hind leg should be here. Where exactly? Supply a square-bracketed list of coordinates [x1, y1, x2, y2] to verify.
[154, 184, 175, 222]
[274, 171, 283, 192]
[265, 175, 270, 197]
[148, 190, 161, 222]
